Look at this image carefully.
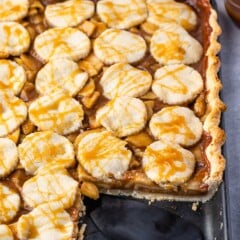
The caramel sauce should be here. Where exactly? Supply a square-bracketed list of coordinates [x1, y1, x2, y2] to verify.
[144, 146, 186, 180]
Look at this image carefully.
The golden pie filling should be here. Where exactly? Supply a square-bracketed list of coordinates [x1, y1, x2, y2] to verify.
[0, 0, 225, 239]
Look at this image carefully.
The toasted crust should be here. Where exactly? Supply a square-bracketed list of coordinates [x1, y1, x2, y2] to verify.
[100, 8, 226, 202]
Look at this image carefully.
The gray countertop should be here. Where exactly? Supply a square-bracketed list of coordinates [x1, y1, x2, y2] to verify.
[217, 1, 240, 239]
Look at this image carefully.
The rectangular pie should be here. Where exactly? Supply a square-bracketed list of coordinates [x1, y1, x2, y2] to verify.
[0, 0, 225, 239]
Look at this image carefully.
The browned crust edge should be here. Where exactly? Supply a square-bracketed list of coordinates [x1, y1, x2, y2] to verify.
[99, 8, 226, 203]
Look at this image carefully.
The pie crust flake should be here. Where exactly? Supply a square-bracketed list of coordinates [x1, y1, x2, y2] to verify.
[0, 0, 225, 239]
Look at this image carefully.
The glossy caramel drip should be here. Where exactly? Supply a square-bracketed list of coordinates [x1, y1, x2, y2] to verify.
[2, 24, 27, 48]
[0, 183, 19, 222]
[100, 0, 146, 26]
[152, 31, 186, 61]
[153, 108, 196, 141]
[81, 132, 127, 162]
[96, 29, 146, 62]
[144, 146, 186, 179]
[147, 0, 196, 30]
[0, 94, 26, 137]
[0, 0, 26, 20]
[155, 65, 188, 94]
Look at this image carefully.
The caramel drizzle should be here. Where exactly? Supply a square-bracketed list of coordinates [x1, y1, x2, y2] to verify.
[24, 168, 76, 208]
[38, 61, 84, 94]
[0, 184, 19, 221]
[0, 1, 25, 19]
[152, 30, 187, 62]
[1, 23, 27, 49]
[97, 98, 146, 135]
[35, 28, 89, 60]
[100, 0, 146, 26]
[153, 107, 196, 143]
[148, 1, 195, 30]
[96, 29, 145, 62]
[80, 131, 130, 175]
[29, 92, 83, 133]
[0, 94, 26, 136]
[0, 147, 8, 174]
[0, 60, 24, 94]
[20, 203, 71, 239]
[144, 146, 186, 180]
[103, 64, 151, 97]
[155, 65, 188, 94]
[19, 132, 73, 173]
[47, 0, 93, 25]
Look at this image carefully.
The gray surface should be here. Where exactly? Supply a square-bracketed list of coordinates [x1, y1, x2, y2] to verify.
[217, 1, 240, 240]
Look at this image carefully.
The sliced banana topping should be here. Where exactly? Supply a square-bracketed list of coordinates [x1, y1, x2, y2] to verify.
[0, 224, 13, 240]
[0, 138, 18, 178]
[0, 183, 20, 223]
[45, 0, 94, 27]
[0, 93, 27, 137]
[152, 64, 203, 104]
[0, 0, 29, 22]
[34, 27, 91, 62]
[100, 63, 152, 99]
[97, 0, 147, 29]
[77, 131, 132, 180]
[0, 22, 30, 58]
[35, 59, 88, 97]
[142, 140, 195, 185]
[17, 202, 73, 240]
[29, 90, 84, 135]
[150, 22, 203, 65]
[96, 96, 147, 137]
[22, 167, 78, 209]
[0, 60, 26, 95]
[147, 0, 197, 31]
[149, 106, 203, 146]
[94, 29, 147, 64]
[18, 131, 75, 174]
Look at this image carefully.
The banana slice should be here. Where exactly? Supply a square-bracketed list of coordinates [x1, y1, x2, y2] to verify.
[96, 96, 147, 137]
[0, 183, 20, 223]
[45, 0, 94, 27]
[29, 90, 84, 135]
[0, 93, 27, 137]
[97, 0, 147, 29]
[22, 167, 78, 209]
[77, 131, 132, 180]
[0, 22, 30, 58]
[0, 60, 26, 95]
[17, 202, 73, 240]
[0, 138, 18, 178]
[152, 64, 203, 104]
[100, 63, 152, 99]
[94, 29, 147, 64]
[0, 0, 29, 22]
[34, 27, 91, 62]
[18, 131, 75, 174]
[149, 106, 203, 146]
[142, 140, 195, 185]
[150, 22, 203, 65]
[0, 225, 13, 240]
[35, 59, 88, 97]
[147, 0, 197, 31]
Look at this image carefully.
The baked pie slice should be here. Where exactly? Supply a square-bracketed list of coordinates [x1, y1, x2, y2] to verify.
[0, 0, 225, 239]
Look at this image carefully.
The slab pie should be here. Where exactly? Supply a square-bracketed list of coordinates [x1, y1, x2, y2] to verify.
[0, 0, 225, 239]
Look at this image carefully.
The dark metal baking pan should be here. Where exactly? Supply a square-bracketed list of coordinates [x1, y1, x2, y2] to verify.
[80, 1, 230, 239]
